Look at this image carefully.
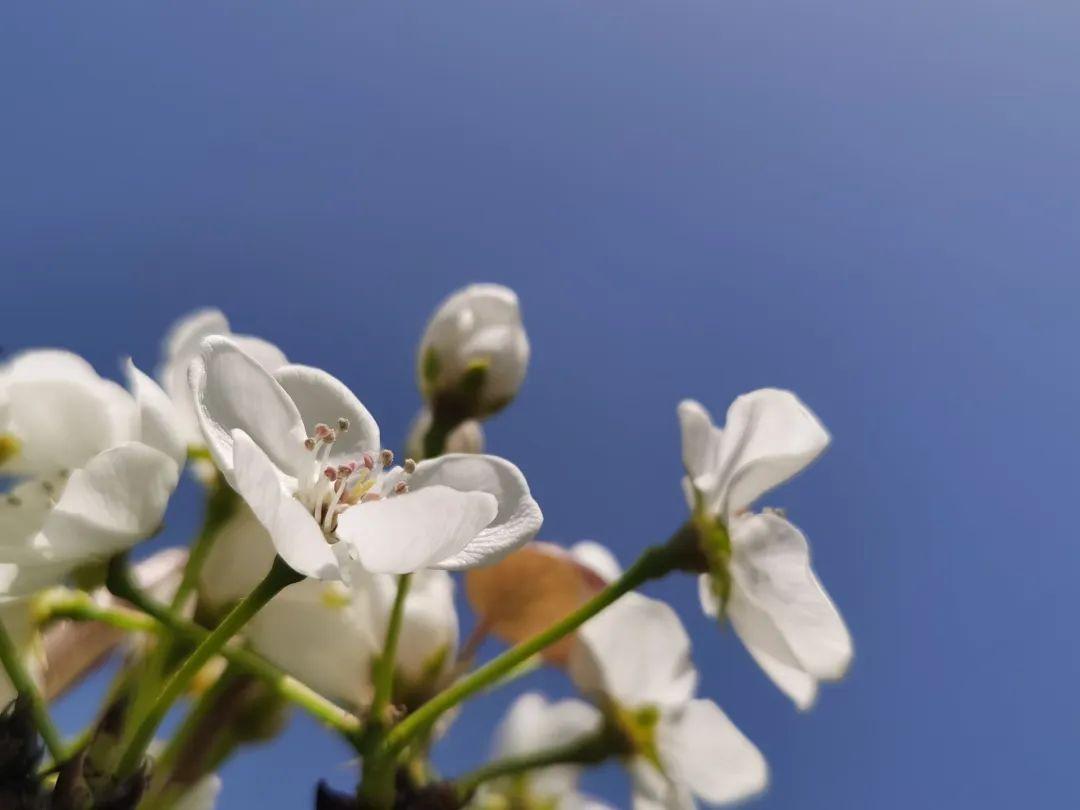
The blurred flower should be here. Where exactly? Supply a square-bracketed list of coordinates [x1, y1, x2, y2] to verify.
[465, 541, 619, 664]
[172, 774, 222, 810]
[472, 692, 614, 810]
[678, 392, 852, 709]
[157, 308, 288, 449]
[245, 563, 457, 710]
[189, 337, 541, 579]
[570, 592, 768, 809]
[418, 284, 530, 420]
[405, 407, 485, 459]
[0, 350, 182, 597]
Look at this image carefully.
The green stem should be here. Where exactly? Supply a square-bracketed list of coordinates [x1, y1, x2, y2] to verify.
[170, 476, 237, 616]
[99, 568, 361, 738]
[382, 542, 685, 757]
[0, 617, 64, 760]
[370, 573, 412, 724]
[454, 729, 615, 801]
[113, 556, 302, 777]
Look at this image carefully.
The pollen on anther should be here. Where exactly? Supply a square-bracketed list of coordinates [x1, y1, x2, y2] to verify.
[380, 449, 394, 467]
[403, 458, 417, 474]
[394, 481, 409, 495]
[337, 417, 351, 432]
[304, 438, 316, 451]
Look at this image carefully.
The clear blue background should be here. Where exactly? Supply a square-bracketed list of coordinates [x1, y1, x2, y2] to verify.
[2, 1, 1078, 807]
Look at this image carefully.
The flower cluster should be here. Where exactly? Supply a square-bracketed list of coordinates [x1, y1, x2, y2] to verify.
[0, 284, 851, 809]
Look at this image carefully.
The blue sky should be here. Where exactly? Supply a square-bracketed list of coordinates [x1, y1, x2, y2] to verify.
[2, 1, 1078, 807]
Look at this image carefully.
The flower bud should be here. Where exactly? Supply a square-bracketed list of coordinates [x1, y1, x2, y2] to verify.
[405, 408, 485, 461]
[417, 284, 529, 420]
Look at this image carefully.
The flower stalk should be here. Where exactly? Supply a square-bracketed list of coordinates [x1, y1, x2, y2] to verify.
[0, 618, 64, 760]
[113, 555, 303, 778]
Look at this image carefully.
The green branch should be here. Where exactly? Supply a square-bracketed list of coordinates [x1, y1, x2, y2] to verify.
[0, 617, 63, 760]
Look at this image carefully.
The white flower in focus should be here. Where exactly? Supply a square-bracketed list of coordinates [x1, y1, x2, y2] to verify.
[189, 337, 541, 580]
[418, 284, 530, 418]
[0, 351, 182, 597]
[172, 774, 222, 810]
[570, 593, 768, 809]
[405, 407, 485, 459]
[158, 308, 287, 448]
[465, 540, 620, 664]
[473, 692, 614, 810]
[678, 392, 852, 709]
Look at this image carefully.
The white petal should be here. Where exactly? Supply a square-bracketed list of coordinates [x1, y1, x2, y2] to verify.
[360, 568, 459, 683]
[570, 592, 697, 710]
[495, 692, 602, 759]
[274, 364, 380, 464]
[190, 337, 308, 481]
[727, 581, 817, 711]
[35, 442, 179, 563]
[570, 541, 622, 583]
[405, 454, 542, 569]
[247, 579, 377, 707]
[677, 399, 722, 494]
[231, 430, 338, 580]
[729, 513, 852, 683]
[5, 376, 135, 475]
[125, 359, 186, 469]
[4, 349, 102, 384]
[662, 700, 768, 806]
[172, 774, 223, 810]
[199, 503, 278, 607]
[336, 486, 498, 574]
[709, 389, 830, 518]
[631, 759, 695, 810]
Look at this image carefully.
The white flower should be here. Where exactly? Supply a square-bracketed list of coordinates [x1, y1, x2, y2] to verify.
[678, 391, 853, 710]
[473, 692, 615, 810]
[0, 350, 182, 597]
[172, 774, 222, 810]
[405, 407, 485, 459]
[158, 308, 287, 448]
[571, 592, 768, 809]
[245, 563, 457, 709]
[465, 540, 621, 664]
[189, 337, 541, 579]
[418, 284, 530, 417]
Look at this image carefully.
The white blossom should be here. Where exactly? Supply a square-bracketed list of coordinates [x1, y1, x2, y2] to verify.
[473, 692, 615, 810]
[678, 392, 852, 709]
[418, 284, 530, 417]
[571, 592, 768, 809]
[189, 337, 541, 580]
[158, 308, 287, 448]
[0, 350, 182, 597]
[172, 774, 222, 810]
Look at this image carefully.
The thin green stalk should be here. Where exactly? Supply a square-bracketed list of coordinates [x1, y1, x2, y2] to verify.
[370, 573, 412, 724]
[0, 618, 63, 760]
[382, 541, 687, 757]
[113, 556, 302, 777]
[170, 475, 237, 614]
[99, 566, 361, 738]
[454, 729, 615, 801]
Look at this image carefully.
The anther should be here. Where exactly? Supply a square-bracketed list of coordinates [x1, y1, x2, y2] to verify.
[41, 481, 54, 494]
[305, 438, 317, 451]
[324, 467, 338, 482]
[403, 458, 417, 475]
[337, 417, 351, 432]
[314, 424, 332, 439]
[362, 453, 375, 471]
[394, 481, 409, 495]
[380, 449, 394, 468]
[362, 492, 382, 503]
[6, 496, 20, 507]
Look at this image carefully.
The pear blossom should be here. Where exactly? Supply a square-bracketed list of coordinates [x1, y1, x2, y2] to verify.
[0, 350, 183, 597]
[472, 692, 615, 810]
[465, 540, 620, 664]
[570, 592, 768, 809]
[418, 284, 530, 418]
[405, 407, 485, 459]
[245, 567, 458, 709]
[157, 308, 288, 449]
[678, 391, 853, 709]
[189, 337, 541, 580]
